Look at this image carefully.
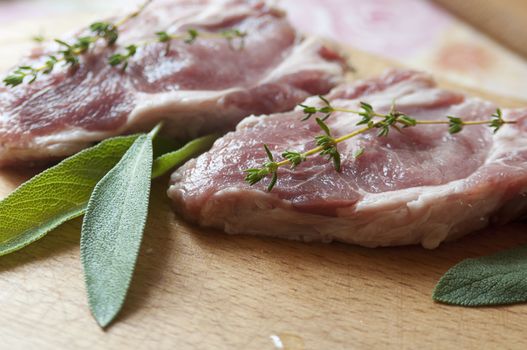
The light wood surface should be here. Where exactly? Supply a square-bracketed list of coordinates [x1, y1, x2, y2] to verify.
[1, 15, 527, 350]
[434, 0, 527, 60]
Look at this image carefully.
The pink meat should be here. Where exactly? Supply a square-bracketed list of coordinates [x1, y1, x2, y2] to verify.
[168, 69, 527, 248]
[0, 0, 346, 165]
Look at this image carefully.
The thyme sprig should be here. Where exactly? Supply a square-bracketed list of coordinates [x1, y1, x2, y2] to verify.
[3, 1, 152, 87]
[109, 28, 247, 69]
[246, 97, 516, 191]
[245, 145, 279, 192]
[3, 0, 247, 83]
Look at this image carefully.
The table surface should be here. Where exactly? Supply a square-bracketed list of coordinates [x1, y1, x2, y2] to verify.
[1, 8, 527, 350]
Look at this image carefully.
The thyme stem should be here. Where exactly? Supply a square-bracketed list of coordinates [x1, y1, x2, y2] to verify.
[114, 0, 153, 27]
[332, 107, 384, 118]
[327, 108, 506, 127]
[414, 120, 496, 125]
[274, 126, 372, 168]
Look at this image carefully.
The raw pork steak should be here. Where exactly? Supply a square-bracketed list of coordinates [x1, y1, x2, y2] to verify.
[169, 70, 527, 249]
[0, 0, 346, 165]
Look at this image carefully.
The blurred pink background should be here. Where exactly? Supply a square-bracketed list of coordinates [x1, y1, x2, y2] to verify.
[1, 0, 527, 100]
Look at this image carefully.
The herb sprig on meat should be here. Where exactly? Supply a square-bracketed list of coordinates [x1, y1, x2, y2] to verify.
[3, 0, 153, 87]
[109, 28, 247, 69]
[3, 0, 247, 85]
[245, 97, 515, 191]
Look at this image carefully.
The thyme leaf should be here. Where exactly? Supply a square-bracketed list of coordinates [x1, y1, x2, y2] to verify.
[353, 147, 365, 159]
[282, 150, 306, 168]
[490, 108, 505, 133]
[244, 144, 278, 191]
[184, 29, 200, 44]
[109, 45, 138, 70]
[448, 116, 463, 134]
[315, 118, 341, 171]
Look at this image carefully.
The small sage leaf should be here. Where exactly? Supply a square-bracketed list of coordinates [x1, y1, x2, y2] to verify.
[81, 134, 153, 328]
[152, 134, 218, 178]
[0, 135, 138, 256]
[433, 245, 527, 306]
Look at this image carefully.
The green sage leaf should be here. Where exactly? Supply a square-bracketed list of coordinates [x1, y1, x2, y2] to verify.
[0, 135, 138, 256]
[81, 134, 153, 328]
[0, 132, 214, 258]
[152, 134, 218, 178]
[433, 245, 527, 306]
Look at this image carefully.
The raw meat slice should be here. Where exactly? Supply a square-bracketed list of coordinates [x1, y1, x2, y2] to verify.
[0, 0, 346, 165]
[168, 69, 527, 249]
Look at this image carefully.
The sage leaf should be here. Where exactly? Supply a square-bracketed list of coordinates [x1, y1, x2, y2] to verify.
[152, 134, 218, 178]
[433, 245, 527, 306]
[0, 135, 138, 256]
[81, 134, 153, 328]
[0, 131, 214, 258]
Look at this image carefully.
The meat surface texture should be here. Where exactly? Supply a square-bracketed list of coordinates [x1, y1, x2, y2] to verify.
[169, 69, 527, 249]
[0, 0, 346, 165]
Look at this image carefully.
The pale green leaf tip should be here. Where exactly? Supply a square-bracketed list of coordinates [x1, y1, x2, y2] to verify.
[94, 308, 117, 329]
[148, 122, 164, 139]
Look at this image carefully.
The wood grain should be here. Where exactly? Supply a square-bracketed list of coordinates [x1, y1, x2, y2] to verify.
[1, 16, 527, 350]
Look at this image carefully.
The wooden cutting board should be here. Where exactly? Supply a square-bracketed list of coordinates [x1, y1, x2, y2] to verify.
[2, 15, 527, 350]
[434, 0, 527, 60]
